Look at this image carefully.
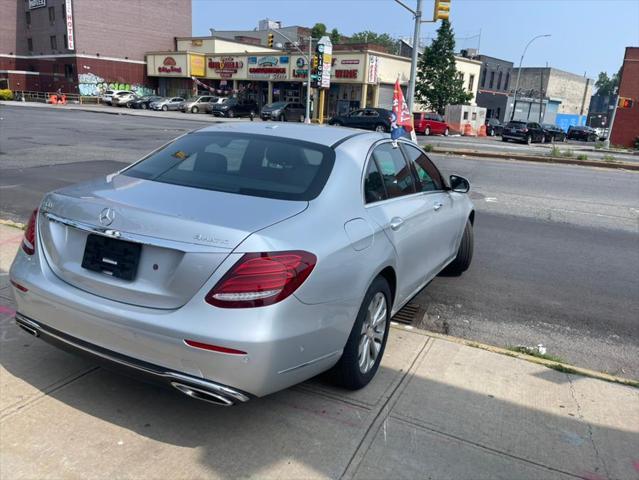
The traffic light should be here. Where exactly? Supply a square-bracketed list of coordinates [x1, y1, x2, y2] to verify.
[618, 96, 634, 109]
[267, 32, 274, 48]
[311, 53, 319, 70]
[433, 0, 451, 21]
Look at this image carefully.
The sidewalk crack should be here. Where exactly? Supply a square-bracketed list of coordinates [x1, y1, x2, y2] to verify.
[566, 373, 611, 480]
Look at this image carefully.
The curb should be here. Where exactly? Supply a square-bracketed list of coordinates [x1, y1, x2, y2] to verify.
[391, 324, 639, 389]
[428, 147, 639, 171]
[0, 219, 26, 230]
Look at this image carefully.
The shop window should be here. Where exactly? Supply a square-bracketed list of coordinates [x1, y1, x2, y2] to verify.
[25, 11, 30, 26]
[463, 111, 469, 120]
[27, 38, 33, 52]
[489, 71, 495, 89]
[64, 63, 74, 79]
[468, 74, 475, 92]
[50, 35, 57, 50]
[48, 6, 55, 22]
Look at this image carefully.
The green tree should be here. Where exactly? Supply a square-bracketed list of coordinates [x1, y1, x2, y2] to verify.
[348, 31, 398, 53]
[595, 70, 619, 96]
[415, 20, 472, 114]
[311, 23, 327, 39]
[330, 28, 341, 45]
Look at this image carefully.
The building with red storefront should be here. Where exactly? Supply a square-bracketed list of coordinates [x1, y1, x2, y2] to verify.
[0, 0, 190, 95]
[611, 47, 639, 148]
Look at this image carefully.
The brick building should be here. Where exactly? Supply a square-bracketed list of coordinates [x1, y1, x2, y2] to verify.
[611, 47, 639, 148]
[0, 0, 191, 95]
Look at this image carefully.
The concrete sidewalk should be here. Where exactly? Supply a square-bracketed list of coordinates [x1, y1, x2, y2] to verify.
[1, 223, 638, 480]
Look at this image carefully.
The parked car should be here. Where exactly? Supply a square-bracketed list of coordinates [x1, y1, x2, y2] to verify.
[501, 121, 545, 144]
[413, 112, 449, 136]
[127, 95, 163, 109]
[10, 123, 474, 405]
[101, 89, 131, 106]
[210, 97, 258, 118]
[485, 118, 504, 137]
[566, 125, 598, 142]
[541, 123, 567, 143]
[112, 91, 137, 107]
[180, 95, 217, 114]
[260, 102, 306, 122]
[150, 97, 185, 111]
[328, 108, 392, 132]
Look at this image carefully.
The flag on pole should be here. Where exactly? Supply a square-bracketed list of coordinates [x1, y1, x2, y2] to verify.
[391, 78, 415, 144]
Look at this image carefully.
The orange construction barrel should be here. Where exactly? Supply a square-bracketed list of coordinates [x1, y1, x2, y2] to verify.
[48, 94, 58, 104]
[463, 123, 473, 136]
[478, 124, 487, 137]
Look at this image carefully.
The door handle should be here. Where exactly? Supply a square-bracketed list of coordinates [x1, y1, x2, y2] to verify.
[433, 202, 443, 211]
[389, 217, 404, 231]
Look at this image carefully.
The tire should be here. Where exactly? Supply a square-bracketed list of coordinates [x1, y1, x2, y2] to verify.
[333, 121, 343, 127]
[191, 106, 199, 114]
[141, 104, 148, 110]
[425, 127, 431, 136]
[489, 129, 495, 137]
[227, 109, 235, 118]
[280, 114, 286, 122]
[444, 220, 474, 275]
[502, 137, 508, 142]
[444, 128, 449, 136]
[525, 135, 532, 145]
[329, 276, 392, 390]
[162, 105, 168, 112]
[374, 124, 386, 133]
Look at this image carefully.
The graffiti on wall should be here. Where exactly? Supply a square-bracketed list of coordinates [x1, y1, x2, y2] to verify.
[78, 73, 154, 96]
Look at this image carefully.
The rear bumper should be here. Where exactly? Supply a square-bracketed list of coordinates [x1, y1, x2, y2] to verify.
[9, 244, 352, 399]
[502, 134, 526, 142]
[15, 313, 251, 405]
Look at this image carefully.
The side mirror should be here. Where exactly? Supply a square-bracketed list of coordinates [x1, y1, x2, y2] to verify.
[449, 175, 470, 193]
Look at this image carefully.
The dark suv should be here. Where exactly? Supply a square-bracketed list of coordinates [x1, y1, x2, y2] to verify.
[566, 126, 598, 142]
[210, 97, 258, 118]
[541, 124, 567, 143]
[328, 108, 392, 132]
[501, 121, 545, 144]
[485, 118, 504, 137]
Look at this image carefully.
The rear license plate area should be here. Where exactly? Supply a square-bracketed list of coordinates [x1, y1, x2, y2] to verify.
[81, 234, 142, 281]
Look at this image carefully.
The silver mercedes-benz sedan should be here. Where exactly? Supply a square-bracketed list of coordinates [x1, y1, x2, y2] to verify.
[10, 123, 474, 406]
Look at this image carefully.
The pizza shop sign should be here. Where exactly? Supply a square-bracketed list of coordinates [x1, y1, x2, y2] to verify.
[248, 56, 288, 79]
[158, 57, 182, 74]
[208, 57, 244, 78]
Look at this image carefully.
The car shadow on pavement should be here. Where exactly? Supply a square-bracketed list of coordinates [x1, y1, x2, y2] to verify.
[1, 317, 638, 480]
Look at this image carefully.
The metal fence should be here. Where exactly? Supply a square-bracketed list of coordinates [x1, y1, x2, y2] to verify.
[12, 91, 101, 105]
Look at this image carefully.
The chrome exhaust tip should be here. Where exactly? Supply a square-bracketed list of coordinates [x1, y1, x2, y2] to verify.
[171, 382, 235, 406]
[15, 315, 40, 337]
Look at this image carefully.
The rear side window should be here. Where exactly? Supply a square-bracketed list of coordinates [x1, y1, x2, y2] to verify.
[371, 143, 416, 199]
[364, 160, 387, 203]
[123, 132, 335, 201]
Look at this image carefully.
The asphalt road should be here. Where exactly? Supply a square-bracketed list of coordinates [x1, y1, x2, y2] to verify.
[2, 105, 638, 378]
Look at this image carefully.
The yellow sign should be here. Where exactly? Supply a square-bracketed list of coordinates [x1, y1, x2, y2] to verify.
[190, 54, 205, 77]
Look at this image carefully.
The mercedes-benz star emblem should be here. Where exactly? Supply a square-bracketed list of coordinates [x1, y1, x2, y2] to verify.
[99, 208, 115, 226]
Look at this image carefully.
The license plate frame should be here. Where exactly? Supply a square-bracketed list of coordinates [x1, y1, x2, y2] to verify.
[81, 234, 142, 281]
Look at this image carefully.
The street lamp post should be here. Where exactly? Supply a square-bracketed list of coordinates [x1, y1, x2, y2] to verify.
[269, 29, 314, 123]
[510, 34, 551, 121]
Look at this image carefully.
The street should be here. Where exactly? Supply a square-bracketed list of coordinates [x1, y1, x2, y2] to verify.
[1, 104, 638, 378]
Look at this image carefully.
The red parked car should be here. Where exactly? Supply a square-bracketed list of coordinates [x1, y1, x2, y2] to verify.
[413, 112, 450, 136]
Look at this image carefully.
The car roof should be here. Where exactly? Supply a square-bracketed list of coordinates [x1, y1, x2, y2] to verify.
[195, 122, 372, 147]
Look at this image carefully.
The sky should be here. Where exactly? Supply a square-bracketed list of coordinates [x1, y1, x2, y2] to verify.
[192, 0, 639, 79]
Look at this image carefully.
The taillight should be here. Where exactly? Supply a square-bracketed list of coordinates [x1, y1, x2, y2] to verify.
[205, 251, 316, 308]
[21, 209, 38, 255]
[522, 128, 528, 133]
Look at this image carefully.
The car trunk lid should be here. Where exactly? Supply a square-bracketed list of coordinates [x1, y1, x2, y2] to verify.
[38, 174, 307, 309]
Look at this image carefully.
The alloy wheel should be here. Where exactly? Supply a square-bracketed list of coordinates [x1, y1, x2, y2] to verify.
[375, 125, 385, 132]
[358, 292, 387, 374]
[425, 127, 431, 136]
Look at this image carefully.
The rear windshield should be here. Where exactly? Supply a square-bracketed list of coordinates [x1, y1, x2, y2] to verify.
[507, 121, 526, 127]
[123, 132, 335, 201]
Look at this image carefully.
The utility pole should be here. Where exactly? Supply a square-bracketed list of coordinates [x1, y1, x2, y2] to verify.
[269, 28, 314, 123]
[510, 34, 551, 121]
[408, 0, 422, 113]
[539, 67, 544, 123]
[603, 87, 619, 149]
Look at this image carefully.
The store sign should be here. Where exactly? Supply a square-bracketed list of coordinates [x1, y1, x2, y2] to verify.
[334, 69, 358, 79]
[368, 55, 379, 84]
[341, 59, 360, 65]
[292, 56, 309, 79]
[248, 56, 288, 79]
[190, 54, 205, 77]
[158, 57, 182, 74]
[315, 36, 333, 89]
[28, 0, 46, 9]
[208, 57, 244, 78]
[65, 0, 75, 50]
